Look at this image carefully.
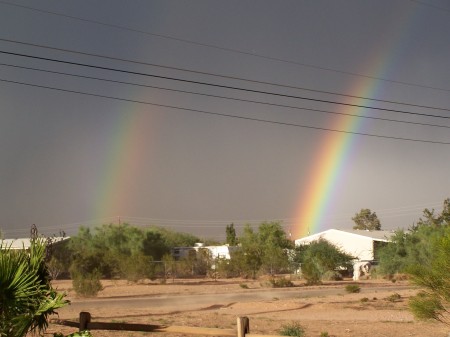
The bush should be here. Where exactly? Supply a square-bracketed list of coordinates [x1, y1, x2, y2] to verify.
[71, 269, 103, 297]
[294, 239, 354, 285]
[386, 293, 401, 302]
[322, 270, 343, 281]
[269, 277, 294, 288]
[280, 322, 305, 337]
[345, 284, 361, 293]
[118, 253, 156, 282]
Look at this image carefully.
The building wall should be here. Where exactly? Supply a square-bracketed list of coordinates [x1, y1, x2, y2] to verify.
[171, 244, 236, 260]
[295, 229, 377, 261]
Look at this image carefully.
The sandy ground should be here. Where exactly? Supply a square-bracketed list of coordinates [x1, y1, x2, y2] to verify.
[45, 277, 450, 337]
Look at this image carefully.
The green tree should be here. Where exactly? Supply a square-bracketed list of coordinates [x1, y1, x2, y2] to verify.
[258, 221, 293, 274]
[237, 225, 263, 278]
[352, 208, 381, 230]
[226, 223, 238, 246]
[293, 239, 354, 285]
[228, 221, 291, 278]
[408, 226, 450, 324]
[142, 230, 170, 260]
[377, 199, 450, 277]
[377, 226, 443, 276]
[416, 198, 450, 228]
[0, 237, 68, 337]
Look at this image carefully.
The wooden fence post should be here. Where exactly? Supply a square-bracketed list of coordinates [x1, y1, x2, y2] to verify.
[237, 316, 249, 337]
[79, 312, 91, 331]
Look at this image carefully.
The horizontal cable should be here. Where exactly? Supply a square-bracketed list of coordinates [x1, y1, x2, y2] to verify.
[2, 62, 450, 129]
[2, 49, 450, 119]
[1, 77, 449, 145]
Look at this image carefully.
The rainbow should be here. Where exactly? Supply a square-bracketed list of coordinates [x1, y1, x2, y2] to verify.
[291, 3, 420, 239]
[90, 107, 156, 222]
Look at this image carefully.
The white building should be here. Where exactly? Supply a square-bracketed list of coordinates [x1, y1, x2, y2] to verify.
[171, 243, 237, 260]
[294, 229, 394, 262]
[1, 237, 69, 250]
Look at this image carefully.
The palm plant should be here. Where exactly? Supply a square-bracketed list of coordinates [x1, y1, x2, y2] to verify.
[0, 237, 68, 337]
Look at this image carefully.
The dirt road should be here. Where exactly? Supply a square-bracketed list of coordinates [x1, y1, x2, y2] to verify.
[50, 279, 450, 337]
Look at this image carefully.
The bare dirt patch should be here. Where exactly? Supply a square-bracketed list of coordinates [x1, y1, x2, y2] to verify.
[47, 278, 450, 337]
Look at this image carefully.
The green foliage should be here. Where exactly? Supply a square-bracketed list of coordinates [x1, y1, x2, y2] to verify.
[0, 237, 68, 337]
[294, 239, 354, 285]
[67, 223, 204, 288]
[280, 322, 305, 337]
[377, 199, 450, 277]
[142, 230, 170, 260]
[54, 331, 93, 337]
[377, 199, 450, 324]
[345, 284, 361, 293]
[320, 332, 330, 337]
[409, 291, 445, 322]
[226, 223, 238, 246]
[70, 268, 103, 297]
[230, 221, 292, 278]
[407, 229, 450, 324]
[416, 198, 450, 227]
[118, 252, 156, 282]
[352, 208, 381, 230]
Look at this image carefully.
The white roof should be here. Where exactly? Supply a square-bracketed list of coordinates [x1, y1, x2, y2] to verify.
[1, 237, 69, 250]
[295, 228, 395, 243]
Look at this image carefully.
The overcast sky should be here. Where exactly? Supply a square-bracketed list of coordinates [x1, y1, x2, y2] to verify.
[0, 0, 449, 240]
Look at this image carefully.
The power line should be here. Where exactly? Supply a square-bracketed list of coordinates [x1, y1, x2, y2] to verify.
[2, 61, 450, 130]
[1, 0, 449, 93]
[1, 39, 450, 112]
[2, 49, 450, 119]
[1, 77, 449, 145]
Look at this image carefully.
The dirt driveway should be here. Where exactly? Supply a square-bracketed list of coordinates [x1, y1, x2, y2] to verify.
[48, 278, 450, 337]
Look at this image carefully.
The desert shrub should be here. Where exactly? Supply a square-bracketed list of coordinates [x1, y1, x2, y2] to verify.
[322, 270, 343, 281]
[71, 269, 103, 297]
[280, 322, 305, 337]
[409, 291, 444, 321]
[360, 297, 370, 302]
[269, 277, 294, 288]
[118, 253, 156, 282]
[239, 283, 249, 289]
[294, 239, 353, 285]
[320, 332, 329, 337]
[345, 284, 361, 293]
[386, 293, 402, 302]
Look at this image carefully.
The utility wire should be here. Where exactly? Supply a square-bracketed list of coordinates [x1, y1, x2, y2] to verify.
[2, 49, 450, 120]
[1, 38, 450, 111]
[1, 77, 449, 145]
[2, 62, 449, 130]
[0, 0, 449, 92]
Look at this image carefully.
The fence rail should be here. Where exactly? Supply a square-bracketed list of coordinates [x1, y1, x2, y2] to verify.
[52, 312, 280, 337]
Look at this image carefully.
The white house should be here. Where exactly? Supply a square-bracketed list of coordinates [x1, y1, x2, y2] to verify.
[294, 229, 394, 262]
[1, 236, 69, 250]
[171, 243, 237, 260]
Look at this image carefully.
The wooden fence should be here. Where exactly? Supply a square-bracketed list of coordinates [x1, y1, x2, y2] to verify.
[53, 312, 280, 337]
